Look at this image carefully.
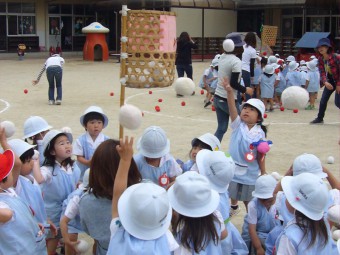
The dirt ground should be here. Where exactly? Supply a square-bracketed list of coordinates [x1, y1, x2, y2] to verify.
[0, 52, 339, 254]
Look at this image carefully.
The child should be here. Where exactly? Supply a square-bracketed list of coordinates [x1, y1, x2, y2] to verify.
[275, 173, 338, 254]
[241, 175, 280, 255]
[252, 53, 262, 99]
[178, 133, 221, 172]
[305, 60, 320, 110]
[107, 136, 178, 254]
[22, 115, 52, 166]
[300, 65, 308, 88]
[79, 139, 142, 255]
[168, 171, 227, 254]
[274, 65, 287, 107]
[259, 64, 276, 112]
[39, 130, 80, 255]
[60, 169, 90, 255]
[134, 126, 182, 188]
[199, 59, 219, 108]
[286, 61, 302, 87]
[0, 149, 47, 254]
[73, 105, 109, 180]
[223, 79, 267, 217]
[197, 149, 249, 255]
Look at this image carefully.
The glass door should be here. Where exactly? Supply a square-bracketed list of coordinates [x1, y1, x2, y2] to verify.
[61, 16, 72, 51]
[0, 15, 6, 51]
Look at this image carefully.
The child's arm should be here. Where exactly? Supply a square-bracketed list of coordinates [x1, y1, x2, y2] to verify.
[323, 166, 340, 190]
[0, 208, 13, 223]
[60, 216, 79, 253]
[112, 136, 134, 219]
[31, 151, 44, 184]
[0, 127, 22, 171]
[221, 77, 238, 122]
[249, 223, 265, 255]
[257, 153, 266, 176]
[76, 155, 91, 167]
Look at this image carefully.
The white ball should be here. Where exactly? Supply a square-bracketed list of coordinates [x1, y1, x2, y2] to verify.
[119, 104, 142, 130]
[76, 240, 90, 253]
[281, 86, 309, 110]
[327, 156, 335, 164]
[332, 230, 340, 241]
[0, 121, 16, 138]
[173, 77, 195, 96]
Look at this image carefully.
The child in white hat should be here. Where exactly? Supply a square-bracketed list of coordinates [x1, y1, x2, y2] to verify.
[241, 175, 280, 255]
[286, 61, 302, 87]
[275, 173, 337, 254]
[259, 64, 277, 112]
[73, 105, 109, 181]
[108, 136, 178, 254]
[222, 81, 268, 217]
[177, 133, 221, 172]
[134, 126, 182, 188]
[198, 59, 219, 108]
[197, 149, 249, 254]
[305, 61, 321, 110]
[168, 171, 227, 254]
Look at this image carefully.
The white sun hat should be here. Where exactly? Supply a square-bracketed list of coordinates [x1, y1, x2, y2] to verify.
[137, 126, 170, 158]
[241, 98, 265, 119]
[7, 139, 35, 158]
[288, 61, 299, 71]
[286, 55, 295, 62]
[292, 153, 327, 178]
[42, 130, 72, 154]
[196, 150, 235, 193]
[118, 182, 172, 240]
[306, 61, 317, 71]
[264, 64, 275, 75]
[310, 55, 316, 60]
[252, 175, 277, 199]
[80, 106, 108, 128]
[191, 133, 221, 151]
[271, 63, 280, 69]
[268, 55, 277, 64]
[167, 171, 220, 217]
[281, 173, 329, 221]
[22, 116, 52, 139]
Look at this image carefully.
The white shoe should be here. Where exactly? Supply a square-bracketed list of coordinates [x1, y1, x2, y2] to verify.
[55, 100, 62, 105]
[48, 100, 54, 105]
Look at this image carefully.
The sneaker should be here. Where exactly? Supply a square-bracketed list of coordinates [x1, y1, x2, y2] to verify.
[191, 91, 195, 96]
[305, 105, 312, 110]
[55, 100, 62, 105]
[229, 206, 241, 218]
[176, 94, 183, 97]
[269, 108, 274, 112]
[48, 100, 54, 105]
[310, 118, 324, 124]
[204, 101, 212, 108]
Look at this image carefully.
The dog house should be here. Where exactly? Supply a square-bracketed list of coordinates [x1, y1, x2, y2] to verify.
[82, 22, 109, 61]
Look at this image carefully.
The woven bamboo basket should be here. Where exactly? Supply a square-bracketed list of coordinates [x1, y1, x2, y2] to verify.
[261, 25, 278, 47]
[125, 10, 176, 88]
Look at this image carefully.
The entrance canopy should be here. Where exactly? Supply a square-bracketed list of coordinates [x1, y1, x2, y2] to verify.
[295, 32, 330, 48]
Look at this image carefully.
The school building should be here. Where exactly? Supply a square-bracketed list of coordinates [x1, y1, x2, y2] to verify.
[0, 0, 339, 58]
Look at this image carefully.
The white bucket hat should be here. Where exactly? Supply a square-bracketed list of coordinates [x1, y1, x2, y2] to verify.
[191, 133, 221, 151]
[300, 60, 306, 66]
[286, 55, 295, 62]
[275, 53, 280, 58]
[306, 61, 317, 71]
[137, 126, 170, 158]
[310, 55, 316, 60]
[211, 58, 219, 67]
[264, 64, 275, 75]
[42, 130, 72, 154]
[292, 153, 327, 178]
[288, 61, 299, 71]
[281, 173, 329, 220]
[196, 150, 235, 193]
[252, 175, 277, 199]
[271, 63, 280, 69]
[7, 139, 35, 158]
[328, 205, 340, 224]
[300, 66, 308, 72]
[80, 106, 108, 128]
[268, 55, 277, 64]
[241, 98, 265, 119]
[22, 116, 52, 139]
[118, 182, 172, 240]
[168, 171, 220, 217]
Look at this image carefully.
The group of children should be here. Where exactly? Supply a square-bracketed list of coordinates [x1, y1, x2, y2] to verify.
[199, 51, 321, 112]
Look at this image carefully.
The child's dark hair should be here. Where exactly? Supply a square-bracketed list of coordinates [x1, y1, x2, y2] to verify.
[83, 112, 105, 127]
[214, 66, 219, 71]
[192, 139, 212, 151]
[264, 73, 273, 78]
[19, 148, 34, 164]
[1, 177, 8, 183]
[173, 214, 220, 253]
[43, 133, 74, 175]
[261, 57, 268, 67]
[243, 103, 267, 136]
[295, 210, 328, 249]
[244, 32, 257, 49]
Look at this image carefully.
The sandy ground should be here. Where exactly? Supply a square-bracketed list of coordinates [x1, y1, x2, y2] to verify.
[0, 52, 339, 254]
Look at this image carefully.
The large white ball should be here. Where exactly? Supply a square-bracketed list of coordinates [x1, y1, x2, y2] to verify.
[173, 77, 195, 96]
[119, 104, 142, 130]
[281, 86, 309, 110]
[0, 121, 16, 138]
[76, 239, 90, 253]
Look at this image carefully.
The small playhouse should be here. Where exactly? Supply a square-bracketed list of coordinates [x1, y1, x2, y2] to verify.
[82, 22, 109, 61]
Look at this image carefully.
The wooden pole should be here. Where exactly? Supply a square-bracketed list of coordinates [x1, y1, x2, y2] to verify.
[119, 5, 128, 139]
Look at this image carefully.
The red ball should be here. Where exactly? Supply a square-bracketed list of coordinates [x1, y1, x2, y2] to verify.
[24, 89, 28, 94]
[155, 106, 160, 112]
[262, 52, 267, 56]
[264, 113, 268, 118]
[109, 92, 114, 96]
[181, 101, 186, 106]
[211, 105, 216, 111]
[275, 69, 280, 74]
[149, 91, 153, 94]
[278, 59, 283, 65]
[200, 90, 204, 95]
[158, 98, 163, 102]
[280, 106, 285, 111]
[293, 109, 298, 113]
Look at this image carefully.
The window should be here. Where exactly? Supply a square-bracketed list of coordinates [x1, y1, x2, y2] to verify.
[6, 2, 36, 35]
[0, 3, 6, 13]
[74, 5, 84, 15]
[8, 15, 18, 35]
[48, 4, 60, 14]
[60, 5, 72, 14]
[21, 16, 35, 34]
[74, 17, 84, 35]
[8, 3, 21, 13]
[49, 17, 60, 35]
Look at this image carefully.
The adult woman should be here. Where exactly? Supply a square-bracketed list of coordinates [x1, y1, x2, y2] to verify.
[213, 33, 253, 142]
[310, 37, 340, 124]
[241, 32, 257, 99]
[32, 54, 64, 105]
[175, 32, 198, 80]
